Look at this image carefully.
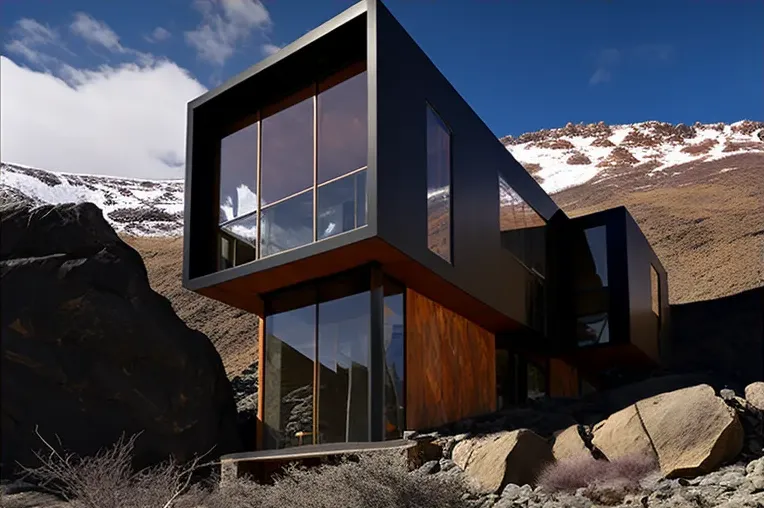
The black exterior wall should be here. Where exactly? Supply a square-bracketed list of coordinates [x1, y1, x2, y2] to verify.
[624, 211, 670, 364]
[373, 1, 561, 332]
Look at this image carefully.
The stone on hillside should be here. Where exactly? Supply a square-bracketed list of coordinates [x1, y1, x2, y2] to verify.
[552, 425, 590, 461]
[451, 429, 554, 494]
[636, 384, 744, 478]
[591, 404, 657, 463]
[0, 202, 241, 479]
[745, 382, 764, 412]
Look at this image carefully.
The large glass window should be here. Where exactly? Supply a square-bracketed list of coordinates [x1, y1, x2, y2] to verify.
[383, 286, 405, 440]
[317, 292, 370, 444]
[218, 122, 259, 268]
[215, 66, 368, 269]
[262, 270, 405, 450]
[263, 305, 316, 450]
[426, 105, 452, 263]
[260, 190, 313, 257]
[574, 225, 610, 347]
[318, 71, 368, 184]
[261, 97, 314, 207]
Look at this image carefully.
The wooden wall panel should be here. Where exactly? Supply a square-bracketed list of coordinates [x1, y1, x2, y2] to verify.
[406, 289, 496, 430]
[548, 358, 579, 398]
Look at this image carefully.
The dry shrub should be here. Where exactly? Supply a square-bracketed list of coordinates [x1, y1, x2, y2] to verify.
[19, 429, 215, 508]
[17, 432, 469, 508]
[202, 452, 469, 508]
[537, 453, 657, 504]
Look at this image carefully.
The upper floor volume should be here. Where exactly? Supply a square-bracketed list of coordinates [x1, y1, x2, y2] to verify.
[182, 0, 562, 335]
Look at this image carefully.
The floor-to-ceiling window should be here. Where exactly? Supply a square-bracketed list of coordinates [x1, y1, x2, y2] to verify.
[383, 282, 405, 439]
[262, 269, 405, 450]
[215, 64, 368, 270]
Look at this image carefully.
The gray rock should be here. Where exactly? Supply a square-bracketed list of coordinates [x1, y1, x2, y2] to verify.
[720, 388, 737, 401]
[415, 460, 440, 475]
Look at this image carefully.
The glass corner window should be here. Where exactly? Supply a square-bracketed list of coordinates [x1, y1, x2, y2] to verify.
[214, 65, 369, 271]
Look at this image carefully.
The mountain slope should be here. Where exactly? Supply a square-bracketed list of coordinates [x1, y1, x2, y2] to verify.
[2, 119, 762, 377]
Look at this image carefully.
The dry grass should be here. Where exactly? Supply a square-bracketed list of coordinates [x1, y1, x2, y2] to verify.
[10, 434, 470, 508]
[537, 453, 657, 505]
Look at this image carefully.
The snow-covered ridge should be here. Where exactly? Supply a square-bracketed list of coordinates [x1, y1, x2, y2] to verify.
[1, 120, 762, 237]
[503, 120, 764, 194]
[1, 162, 185, 236]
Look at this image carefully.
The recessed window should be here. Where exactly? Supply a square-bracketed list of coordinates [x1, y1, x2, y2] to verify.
[426, 104, 452, 263]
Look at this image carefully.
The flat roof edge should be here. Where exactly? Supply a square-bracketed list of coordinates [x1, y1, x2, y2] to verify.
[188, 0, 368, 109]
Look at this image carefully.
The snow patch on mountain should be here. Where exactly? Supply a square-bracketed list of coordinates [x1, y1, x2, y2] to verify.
[2, 120, 762, 237]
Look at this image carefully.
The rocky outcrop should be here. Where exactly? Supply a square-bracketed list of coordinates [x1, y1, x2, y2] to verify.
[0, 202, 241, 478]
[452, 429, 554, 494]
[637, 385, 743, 478]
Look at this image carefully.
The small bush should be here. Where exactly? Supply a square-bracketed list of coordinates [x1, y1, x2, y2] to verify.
[537, 453, 657, 504]
[202, 452, 469, 508]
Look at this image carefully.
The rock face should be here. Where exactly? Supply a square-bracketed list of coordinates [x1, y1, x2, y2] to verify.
[551, 425, 589, 461]
[451, 429, 554, 494]
[0, 202, 241, 478]
[592, 404, 657, 463]
[637, 384, 744, 478]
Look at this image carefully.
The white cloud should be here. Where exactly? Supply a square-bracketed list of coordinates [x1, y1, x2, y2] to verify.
[0, 55, 207, 179]
[4, 18, 62, 66]
[185, 0, 272, 66]
[146, 26, 172, 43]
[70, 12, 124, 52]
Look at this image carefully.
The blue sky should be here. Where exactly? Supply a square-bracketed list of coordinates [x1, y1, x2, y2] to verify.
[1, 0, 762, 178]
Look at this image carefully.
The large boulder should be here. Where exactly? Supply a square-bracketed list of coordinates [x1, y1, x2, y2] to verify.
[591, 404, 657, 463]
[1, 202, 241, 478]
[552, 425, 590, 461]
[637, 384, 744, 478]
[452, 429, 554, 494]
[745, 382, 764, 413]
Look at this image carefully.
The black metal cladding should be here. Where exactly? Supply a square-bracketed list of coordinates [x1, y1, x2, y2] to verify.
[373, 0, 561, 332]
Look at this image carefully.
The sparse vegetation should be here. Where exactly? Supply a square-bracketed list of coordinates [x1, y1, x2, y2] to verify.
[537, 453, 658, 504]
[10, 432, 470, 508]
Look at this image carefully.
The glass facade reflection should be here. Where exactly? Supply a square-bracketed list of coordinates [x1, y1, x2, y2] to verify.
[426, 105, 452, 263]
[263, 305, 316, 450]
[383, 287, 405, 439]
[318, 292, 370, 444]
[262, 270, 405, 450]
[574, 225, 611, 346]
[215, 67, 368, 269]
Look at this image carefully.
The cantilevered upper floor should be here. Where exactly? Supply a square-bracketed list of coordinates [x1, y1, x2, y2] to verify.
[182, 0, 562, 335]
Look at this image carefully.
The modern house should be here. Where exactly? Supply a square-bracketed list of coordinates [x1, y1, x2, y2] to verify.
[182, 0, 670, 453]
